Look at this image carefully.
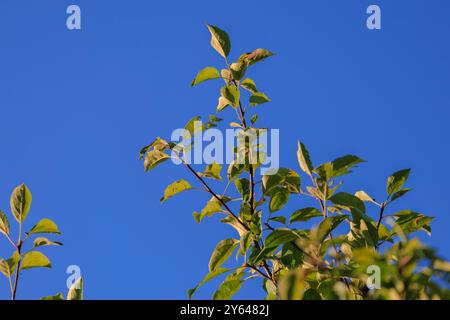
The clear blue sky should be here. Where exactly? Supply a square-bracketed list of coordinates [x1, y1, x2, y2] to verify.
[0, 0, 449, 299]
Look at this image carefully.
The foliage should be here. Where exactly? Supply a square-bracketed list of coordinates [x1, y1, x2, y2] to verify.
[140, 25, 450, 300]
[0, 184, 62, 300]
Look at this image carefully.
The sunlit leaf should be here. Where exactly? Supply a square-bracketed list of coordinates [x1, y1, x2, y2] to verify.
[188, 267, 229, 299]
[21, 251, 51, 270]
[207, 24, 231, 58]
[212, 271, 244, 300]
[202, 162, 222, 181]
[297, 141, 313, 177]
[209, 238, 238, 272]
[0, 210, 10, 236]
[144, 149, 170, 172]
[330, 192, 366, 213]
[241, 78, 258, 94]
[33, 237, 63, 248]
[29, 218, 61, 235]
[41, 293, 64, 300]
[387, 169, 411, 196]
[238, 48, 273, 66]
[160, 180, 193, 203]
[249, 92, 270, 106]
[10, 184, 32, 223]
[269, 189, 290, 213]
[290, 207, 322, 223]
[221, 85, 240, 108]
[191, 67, 220, 86]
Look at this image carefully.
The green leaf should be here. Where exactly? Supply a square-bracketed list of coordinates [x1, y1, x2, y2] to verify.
[21, 251, 51, 270]
[270, 216, 287, 224]
[188, 267, 229, 299]
[391, 188, 412, 202]
[230, 62, 247, 81]
[265, 228, 300, 249]
[393, 210, 434, 236]
[250, 114, 258, 125]
[314, 155, 364, 181]
[191, 67, 220, 86]
[212, 272, 244, 300]
[315, 215, 348, 242]
[160, 180, 192, 203]
[193, 198, 224, 223]
[387, 169, 411, 196]
[207, 24, 231, 58]
[0, 210, 10, 236]
[144, 149, 170, 172]
[41, 293, 64, 300]
[290, 207, 322, 223]
[241, 78, 258, 94]
[33, 237, 63, 248]
[249, 92, 270, 106]
[217, 96, 231, 112]
[0, 259, 11, 278]
[262, 168, 301, 195]
[209, 238, 239, 272]
[235, 178, 250, 202]
[10, 184, 32, 223]
[349, 209, 378, 247]
[238, 48, 274, 66]
[227, 161, 245, 181]
[67, 277, 83, 300]
[303, 288, 322, 300]
[202, 162, 222, 181]
[355, 191, 377, 205]
[239, 231, 253, 255]
[28, 218, 61, 235]
[330, 192, 366, 213]
[269, 189, 290, 213]
[221, 85, 240, 108]
[297, 141, 313, 177]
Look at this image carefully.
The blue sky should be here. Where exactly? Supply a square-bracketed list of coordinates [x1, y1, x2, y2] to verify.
[0, 0, 449, 299]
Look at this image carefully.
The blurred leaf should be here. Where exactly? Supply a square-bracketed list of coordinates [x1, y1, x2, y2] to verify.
[29, 218, 61, 235]
[191, 67, 220, 86]
[290, 207, 322, 223]
[67, 277, 83, 300]
[387, 169, 411, 196]
[303, 288, 322, 300]
[10, 184, 32, 223]
[393, 210, 434, 236]
[160, 180, 192, 203]
[21, 251, 51, 270]
[188, 267, 229, 299]
[209, 238, 239, 272]
[249, 92, 270, 106]
[41, 293, 64, 300]
[207, 24, 231, 58]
